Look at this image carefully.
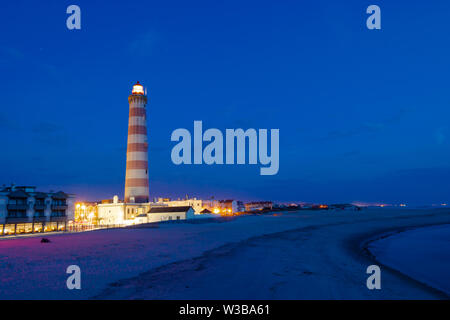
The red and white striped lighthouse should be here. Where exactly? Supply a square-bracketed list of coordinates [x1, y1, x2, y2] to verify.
[124, 81, 149, 203]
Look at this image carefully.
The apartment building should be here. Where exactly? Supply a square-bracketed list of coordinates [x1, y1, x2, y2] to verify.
[0, 185, 75, 235]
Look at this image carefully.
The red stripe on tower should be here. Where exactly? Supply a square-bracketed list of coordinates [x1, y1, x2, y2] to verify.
[124, 81, 149, 203]
[125, 178, 150, 187]
[127, 143, 148, 152]
[128, 125, 147, 135]
[129, 108, 146, 117]
[126, 160, 148, 169]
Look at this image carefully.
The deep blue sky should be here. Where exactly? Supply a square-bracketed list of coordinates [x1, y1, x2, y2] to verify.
[1, 0, 449, 205]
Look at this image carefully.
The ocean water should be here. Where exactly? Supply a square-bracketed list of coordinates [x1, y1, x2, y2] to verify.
[369, 224, 450, 296]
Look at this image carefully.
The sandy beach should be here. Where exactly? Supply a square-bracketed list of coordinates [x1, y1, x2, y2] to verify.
[1, 208, 449, 299]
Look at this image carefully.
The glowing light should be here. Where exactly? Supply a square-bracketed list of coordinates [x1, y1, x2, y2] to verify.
[132, 82, 144, 95]
[213, 208, 220, 214]
[123, 220, 134, 226]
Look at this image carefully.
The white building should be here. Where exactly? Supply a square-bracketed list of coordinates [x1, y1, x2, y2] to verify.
[147, 206, 195, 222]
[97, 196, 196, 225]
[97, 196, 151, 225]
[156, 198, 204, 214]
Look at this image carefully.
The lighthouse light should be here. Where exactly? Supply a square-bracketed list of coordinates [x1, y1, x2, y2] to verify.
[132, 82, 144, 95]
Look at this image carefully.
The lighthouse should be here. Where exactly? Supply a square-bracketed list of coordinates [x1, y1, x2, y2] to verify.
[124, 81, 149, 203]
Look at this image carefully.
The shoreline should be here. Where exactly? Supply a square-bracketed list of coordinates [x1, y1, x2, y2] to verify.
[361, 222, 450, 298]
[2, 208, 450, 299]
[94, 210, 450, 299]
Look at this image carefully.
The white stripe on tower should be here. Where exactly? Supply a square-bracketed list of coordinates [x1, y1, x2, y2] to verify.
[125, 81, 149, 203]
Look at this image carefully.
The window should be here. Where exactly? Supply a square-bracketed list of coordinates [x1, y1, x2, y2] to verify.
[34, 211, 45, 217]
[9, 199, 26, 205]
[51, 210, 65, 217]
[8, 210, 26, 218]
[52, 199, 67, 206]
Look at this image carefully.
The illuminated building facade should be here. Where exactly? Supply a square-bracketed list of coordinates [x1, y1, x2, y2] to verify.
[155, 197, 204, 214]
[124, 81, 149, 203]
[96, 196, 196, 225]
[97, 196, 149, 225]
[0, 185, 75, 236]
[202, 199, 245, 214]
[244, 201, 273, 212]
[74, 201, 99, 225]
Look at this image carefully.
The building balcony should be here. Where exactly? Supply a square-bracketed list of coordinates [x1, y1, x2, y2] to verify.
[50, 216, 67, 222]
[5, 216, 30, 224]
[7, 204, 28, 210]
[51, 205, 68, 210]
[32, 216, 47, 223]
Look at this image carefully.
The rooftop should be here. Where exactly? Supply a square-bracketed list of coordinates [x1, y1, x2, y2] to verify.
[0, 185, 71, 198]
[148, 206, 192, 214]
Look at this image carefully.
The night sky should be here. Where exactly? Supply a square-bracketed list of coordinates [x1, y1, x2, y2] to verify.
[1, 1, 450, 205]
